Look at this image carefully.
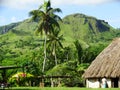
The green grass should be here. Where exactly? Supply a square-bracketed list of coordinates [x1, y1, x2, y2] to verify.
[3, 87, 120, 90]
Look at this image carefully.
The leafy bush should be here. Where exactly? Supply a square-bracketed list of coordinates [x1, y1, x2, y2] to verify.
[8, 72, 33, 86]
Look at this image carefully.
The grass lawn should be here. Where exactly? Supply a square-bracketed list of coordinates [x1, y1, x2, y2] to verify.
[4, 87, 120, 90]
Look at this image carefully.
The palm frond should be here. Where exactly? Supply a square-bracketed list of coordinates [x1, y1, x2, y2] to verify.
[29, 10, 45, 22]
[49, 17, 60, 29]
[53, 15, 62, 22]
[47, 7, 53, 13]
[46, 0, 51, 8]
[36, 22, 44, 35]
[29, 10, 39, 20]
[49, 24, 54, 34]
[58, 41, 63, 48]
[52, 8, 62, 13]
[43, 0, 51, 12]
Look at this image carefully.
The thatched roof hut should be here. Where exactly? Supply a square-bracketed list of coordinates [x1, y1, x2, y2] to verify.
[83, 38, 120, 88]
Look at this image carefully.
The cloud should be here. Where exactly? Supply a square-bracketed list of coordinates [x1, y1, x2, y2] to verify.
[0, 16, 6, 26]
[11, 16, 17, 22]
[0, 0, 119, 10]
[0, 0, 42, 10]
[51, 0, 119, 6]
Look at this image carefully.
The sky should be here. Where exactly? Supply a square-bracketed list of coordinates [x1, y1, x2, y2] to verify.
[0, 0, 120, 28]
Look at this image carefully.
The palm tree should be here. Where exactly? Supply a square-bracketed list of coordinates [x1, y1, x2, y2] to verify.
[47, 29, 63, 65]
[29, 0, 62, 72]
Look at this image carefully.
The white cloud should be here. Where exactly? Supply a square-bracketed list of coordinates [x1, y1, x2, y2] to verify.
[0, 0, 42, 9]
[11, 16, 17, 22]
[0, 16, 6, 24]
[0, 0, 119, 10]
[51, 0, 119, 6]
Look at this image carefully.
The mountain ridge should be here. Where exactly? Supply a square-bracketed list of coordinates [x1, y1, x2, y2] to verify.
[60, 13, 116, 44]
[0, 13, 119, 44]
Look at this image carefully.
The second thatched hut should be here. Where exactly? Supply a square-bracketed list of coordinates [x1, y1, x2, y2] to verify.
[83, 38, 120, 88]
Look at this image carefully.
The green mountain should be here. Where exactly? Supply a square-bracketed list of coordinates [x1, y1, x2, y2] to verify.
[0, 13, 120, 66]
[0, 13, 119, 43]
[0, 22, 21, 34]
[61, 13, 118, 44]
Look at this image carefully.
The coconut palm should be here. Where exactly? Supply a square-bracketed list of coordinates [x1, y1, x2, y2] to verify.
[47, 29, 64, 65]
[29, 0, 62, 72]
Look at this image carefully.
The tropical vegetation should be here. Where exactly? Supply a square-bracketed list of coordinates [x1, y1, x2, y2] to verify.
[0, 0, 120, 87]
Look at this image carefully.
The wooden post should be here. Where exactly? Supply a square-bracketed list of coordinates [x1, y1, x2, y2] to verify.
[58, 78, 61, 87]
[51, 77, 54, 87]
[40, 78, 44, 87]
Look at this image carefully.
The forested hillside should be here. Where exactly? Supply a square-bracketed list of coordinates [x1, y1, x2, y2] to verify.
[0, 13, 120, 86]
[61, 13, 119, 44]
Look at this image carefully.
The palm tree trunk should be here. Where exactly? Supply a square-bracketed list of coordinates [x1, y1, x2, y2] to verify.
[54, 44, 57, 65]
[55, 53, 57, 65]
[42, 35, 47, 72]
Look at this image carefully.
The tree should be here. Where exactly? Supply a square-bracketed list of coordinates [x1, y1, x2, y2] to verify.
[29, 0, 62, 72]
[47, 28, 63, 65]
[0, 48, 5, 65]
[74, 40, 83, 64]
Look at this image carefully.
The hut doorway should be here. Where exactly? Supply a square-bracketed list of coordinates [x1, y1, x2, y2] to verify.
[112, 78, 119, 87]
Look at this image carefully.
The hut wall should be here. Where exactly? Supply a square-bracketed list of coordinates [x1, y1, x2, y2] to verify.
[106, 79, 112, 88]
[86, 78, 112, 88]
[86, 79, 100, 88]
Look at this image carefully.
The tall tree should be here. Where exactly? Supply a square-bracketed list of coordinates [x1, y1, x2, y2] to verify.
[47, 28, 63, 65]
[29, 0, 62, 72]
[74, 40, 83, 64]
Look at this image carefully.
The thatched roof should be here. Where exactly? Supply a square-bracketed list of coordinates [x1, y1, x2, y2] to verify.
[83, 38, 120, 78]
